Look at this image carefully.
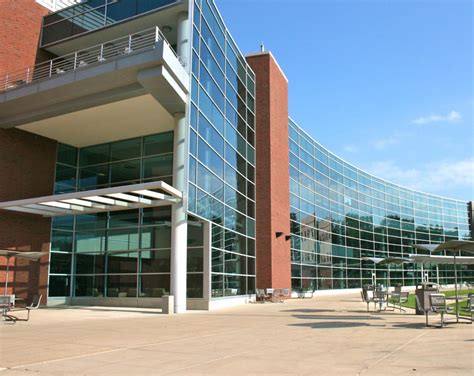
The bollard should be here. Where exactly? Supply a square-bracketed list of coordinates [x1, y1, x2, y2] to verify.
[162, 295, 174, 314]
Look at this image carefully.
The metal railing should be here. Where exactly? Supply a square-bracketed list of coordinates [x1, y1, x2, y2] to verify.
[1, 26, 183, 93]
[37, 0, 81, 12]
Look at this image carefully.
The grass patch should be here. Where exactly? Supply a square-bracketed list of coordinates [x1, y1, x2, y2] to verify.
[400, 289, 473, 317]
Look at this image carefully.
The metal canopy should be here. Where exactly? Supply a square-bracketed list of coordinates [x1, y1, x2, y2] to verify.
[0, 250, 49, 295]
[0, 250, 48, 261]
[408, 254, 474, 265]
[0, 181, 181, 217]
[362, 256, 409, 265]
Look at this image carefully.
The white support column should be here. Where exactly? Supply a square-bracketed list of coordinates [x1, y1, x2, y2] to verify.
[177, 11, 190, 71]
[171, 113, 187, 313]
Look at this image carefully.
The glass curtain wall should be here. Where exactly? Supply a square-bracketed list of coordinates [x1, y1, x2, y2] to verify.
[188, 0, 256, 298]
[49, 132, 209, 298]
[41, 0, 180, 46]
[288, 119, 473, 290]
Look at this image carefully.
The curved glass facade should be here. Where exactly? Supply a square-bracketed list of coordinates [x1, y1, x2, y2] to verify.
[187, 0, 257, 297]
[289, 119, 473, 290]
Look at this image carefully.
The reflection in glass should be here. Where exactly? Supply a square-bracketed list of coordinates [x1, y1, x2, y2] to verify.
[140, 274, 170, 297]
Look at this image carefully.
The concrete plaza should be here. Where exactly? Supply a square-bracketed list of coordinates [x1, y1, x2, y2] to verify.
[1, 293, 473, 375]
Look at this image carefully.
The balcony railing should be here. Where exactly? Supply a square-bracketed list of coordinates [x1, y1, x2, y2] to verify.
[41, 0, 179, 46]
[37, 0, 81, 12]
[1, 26, 183, 94]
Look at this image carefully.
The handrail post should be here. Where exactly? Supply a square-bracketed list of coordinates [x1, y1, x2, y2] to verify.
[74, 52, 78, 69]
[5, 73, 8, 91]
[26, 67, 30, 83]
[99, 43, 104, 61]
[49, 60, 53, 77]
[128, 34, 132, 51]
[155, 27, 160, 42]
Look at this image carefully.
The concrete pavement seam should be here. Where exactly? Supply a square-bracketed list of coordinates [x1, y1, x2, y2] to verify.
[356, 330, 429, 375]
[3, 328, 243, 373]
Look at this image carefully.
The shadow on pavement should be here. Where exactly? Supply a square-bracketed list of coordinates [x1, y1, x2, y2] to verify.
[44, 306, 162, 315]
[292, 314, 384, 321]
[389, 322, 430, 330]
[281, 309, 336, 313]
[289, 321, 386, 329]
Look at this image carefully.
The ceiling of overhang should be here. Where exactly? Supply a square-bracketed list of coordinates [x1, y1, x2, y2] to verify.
[18, 94, 174, 147]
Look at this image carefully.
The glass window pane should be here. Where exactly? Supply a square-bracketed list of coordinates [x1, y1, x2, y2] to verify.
[140, 249, 170, 273]
[144, 132, 173, 156]
[51, 230, 73, 253]
[75, 276, 104, 297]
[50, 253, 72, 274]
[110, 138, 141, 161]
[142, 207, 171, 225]
[106, 0, 137, 23]
[55, 164, 76, 188]
[187, 274, 203, 298]
[140, 224, 171, 249]
[110, 160, 140, 184]
[52, 216, 74, 231]
[76, 213, 107, 231]
[109, 210, 139, 228]
[75, 253, 105, 274]
[187, 248, 203, 272]
[79, 165, 109, 189]
[107, 251, 138, 273]
[48, 276, 71, 297]
[106, 274, 137, 297]
[107, 228, 139, 251]
[79, 144, 110, 166]
[188, 222, 204, 247]
[140, 274, 170, 297]
[75, 230, 106, 253]
[57, 144, 78, 166]
[143, 155, 173, 179]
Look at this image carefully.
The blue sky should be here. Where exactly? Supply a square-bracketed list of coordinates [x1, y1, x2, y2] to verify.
[216, 0, 473, 201]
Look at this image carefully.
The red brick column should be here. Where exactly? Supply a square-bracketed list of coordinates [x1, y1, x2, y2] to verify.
[0, 0, 52, 76]
[0, 129, 57, 304]
[246, 52, 291, 291]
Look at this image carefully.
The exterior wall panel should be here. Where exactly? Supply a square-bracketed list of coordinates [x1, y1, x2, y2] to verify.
[246, 53, 291, 290]
[0, 128, 57, 304]
[0, 0, 52, 77]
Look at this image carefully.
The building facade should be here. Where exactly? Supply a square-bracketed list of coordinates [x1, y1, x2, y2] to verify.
[0, 0, 472, 312]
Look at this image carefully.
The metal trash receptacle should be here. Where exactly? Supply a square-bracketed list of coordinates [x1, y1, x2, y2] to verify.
[394, 284, 402, 293]
[415, 283, 439, 315]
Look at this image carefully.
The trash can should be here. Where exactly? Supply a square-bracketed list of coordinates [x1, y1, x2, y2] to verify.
[415, 283, 439, 315]
[394, 284, 402, 293]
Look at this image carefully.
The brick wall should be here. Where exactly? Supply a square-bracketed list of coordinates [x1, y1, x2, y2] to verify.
[0, 128, 57, 304]
[246, 53, 291, 291]
[0, 0, 52, 77]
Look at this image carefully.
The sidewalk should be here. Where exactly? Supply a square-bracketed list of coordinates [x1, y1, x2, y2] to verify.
[1, 293, 473, 375]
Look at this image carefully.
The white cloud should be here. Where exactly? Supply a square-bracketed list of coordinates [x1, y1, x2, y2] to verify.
[412, 110, 462, 125]
[373, 136, 399, 150]
[343, 145, 359, 153]
[367, 158, 474, 197]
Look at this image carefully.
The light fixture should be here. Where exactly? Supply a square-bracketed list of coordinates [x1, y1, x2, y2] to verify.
[275, 232, 284, 238]
[285, 235, 292, 241]
[162, 25, 173, 33]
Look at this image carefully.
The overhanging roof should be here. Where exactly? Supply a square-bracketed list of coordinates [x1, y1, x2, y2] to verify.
[362, 257, 409, 265]
[0, 181, 181, 217]
[0, 250, 48, 261]
[409, 254, 474, 265]
[415, 241, 474, 254]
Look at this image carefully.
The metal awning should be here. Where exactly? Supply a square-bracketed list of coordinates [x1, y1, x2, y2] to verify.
[409, 254, 474, 265]
[0, 181, 181, 217]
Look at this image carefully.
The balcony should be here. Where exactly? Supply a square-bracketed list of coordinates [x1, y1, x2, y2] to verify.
[0, 27, 189, 146]
[41, 0, 186, 55]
